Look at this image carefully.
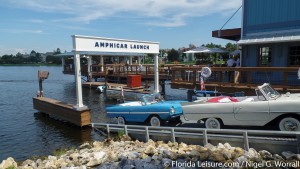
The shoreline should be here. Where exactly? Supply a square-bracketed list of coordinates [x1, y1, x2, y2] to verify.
[1, 135, 299, 169]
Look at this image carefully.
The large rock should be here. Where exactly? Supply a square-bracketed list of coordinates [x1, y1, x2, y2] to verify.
[235, 155, 248, 165]
[44, 159, 57, 168]
[21, 159, 35, 167]
[245, 148, 260, 159]
[224, 143, 232, 150]
[48, 155, 57, 161]
[0, 157, 17, 169]
[178, 143, 190, 151]
[222, 149, 232, 160]
[55, 158, 68, 168]
[128, 151, 139, 160]
[93, 141, 104, 148]
[162, 150, 177, 160]
[231, 147, 244, 159]
[35, 159, 43, 168]
[177, 148, 187, 158]
[134, 140, 143, 148]
[134, 159, 145, 168]
[259, 150, 273, 160]
[151, 155, 158, 161]
[106, 151, 119, 162]
[273, 154, 284, 161]
[195, 146, 208, 153]
[189, 150, 201, 157]
[209, 148, 231, 162]
[282, 151, 299, 160]
[140, 153, 149, 159]
[204, 143, 216, 151]
[144, 145, 158, 155]
[86, 158, 102, 167]
[93, 151, 106, 160]
[80, 152, 92, 159]
[147, 140, 156, 147]
[217, 143, 225, 149]
[70, 152, 80, 161]
[120, 135, 132, 141]
[199, 151, 210, 161]
[80, 142, 91, 149]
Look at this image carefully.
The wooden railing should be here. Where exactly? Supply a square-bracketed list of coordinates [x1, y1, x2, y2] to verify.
[171, 66, 300, 89]
[67, 64, 185, 77]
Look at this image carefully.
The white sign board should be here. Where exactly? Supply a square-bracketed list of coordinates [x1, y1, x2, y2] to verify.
[72, 35, 160, 54]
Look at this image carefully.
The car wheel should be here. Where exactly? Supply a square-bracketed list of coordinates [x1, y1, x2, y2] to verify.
[279, 117, 300, 131]
[117, 117, 126, 125]
[205, 118, 221, 129]
[150, 116, 161, 127]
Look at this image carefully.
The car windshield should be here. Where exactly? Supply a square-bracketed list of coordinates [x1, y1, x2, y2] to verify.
[261, 84, 280, 99]
[141, 93, 163, 105]
[255, 89, 266, 101]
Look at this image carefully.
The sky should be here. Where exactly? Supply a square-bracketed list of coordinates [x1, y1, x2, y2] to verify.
[0, 0, 242, 56]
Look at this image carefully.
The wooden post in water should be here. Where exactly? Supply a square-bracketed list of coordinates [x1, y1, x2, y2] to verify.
[38, 70, 49, 97]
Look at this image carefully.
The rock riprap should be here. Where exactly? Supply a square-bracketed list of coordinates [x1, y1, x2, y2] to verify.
[1, 135, 300, 169]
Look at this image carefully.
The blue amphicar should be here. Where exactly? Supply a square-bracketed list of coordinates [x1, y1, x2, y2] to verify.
[106, 93, 185, 126]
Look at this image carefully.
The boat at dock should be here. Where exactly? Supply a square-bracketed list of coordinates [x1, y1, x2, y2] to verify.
[106, 86, 151, 101]
[82, 81, 151, 101]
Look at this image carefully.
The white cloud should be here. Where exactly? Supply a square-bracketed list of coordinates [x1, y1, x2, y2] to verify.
[0, 29, 44, 34]
[3, 0, 242, 27]
[28, 19, 44, 23]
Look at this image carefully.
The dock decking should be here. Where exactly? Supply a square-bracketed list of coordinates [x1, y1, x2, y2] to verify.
[171, 66, 300, 93]
[33, 97, 91, 127]
[65, 64, 300, 93]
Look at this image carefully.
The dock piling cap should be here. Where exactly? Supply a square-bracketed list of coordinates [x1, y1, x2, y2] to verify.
[39, 71, 49, 80]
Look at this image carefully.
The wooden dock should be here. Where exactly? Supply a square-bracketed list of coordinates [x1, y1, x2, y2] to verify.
[33, 97, 91, 127]
[82, 82, 127, 89]
[64, 64, 185, 81]
[171, 66, 300, 93]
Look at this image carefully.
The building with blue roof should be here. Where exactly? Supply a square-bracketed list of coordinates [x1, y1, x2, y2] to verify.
[213, 0, 300, 85]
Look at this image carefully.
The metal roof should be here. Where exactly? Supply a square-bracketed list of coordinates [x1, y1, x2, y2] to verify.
[238, 35, 300, 45]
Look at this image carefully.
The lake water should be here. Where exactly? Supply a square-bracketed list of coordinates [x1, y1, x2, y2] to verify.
[0, 66, 187, 161]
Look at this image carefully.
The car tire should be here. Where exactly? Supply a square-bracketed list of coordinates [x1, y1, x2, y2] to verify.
[117, 117, 126, 125]
[205, 118, 222, 129]
[279, 117, 300, 131]
[150, 116, 161, 127]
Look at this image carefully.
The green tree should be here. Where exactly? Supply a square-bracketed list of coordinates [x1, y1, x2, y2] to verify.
[35, 52, 42, 63]
[46, 55, 62, 64]
[12, 53, 24, 64]
[144, 54, 154, 63]
[225, 42, 237, 52]
[16, 52, 23, 58]
[1, 55, 13, 63]
[167, 48, 179, 62]
[30, 50, 36, 55]
[54, 48, 61, 55]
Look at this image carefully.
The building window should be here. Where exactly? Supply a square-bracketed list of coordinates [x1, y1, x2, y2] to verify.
[289, 46, 300, 66]
[258, 47, 272, 66]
